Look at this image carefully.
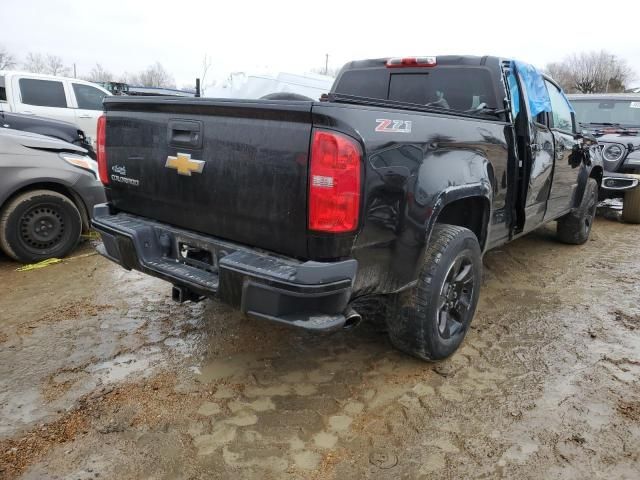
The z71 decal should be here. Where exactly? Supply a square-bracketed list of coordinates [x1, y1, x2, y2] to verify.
[375, 119, 412, 133]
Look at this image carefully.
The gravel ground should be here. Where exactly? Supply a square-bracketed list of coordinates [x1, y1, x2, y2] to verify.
[0, 214, 639, 479]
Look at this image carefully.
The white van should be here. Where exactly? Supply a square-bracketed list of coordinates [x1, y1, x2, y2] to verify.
[0, 71, 110, 146]
[203, 71, 335, 100]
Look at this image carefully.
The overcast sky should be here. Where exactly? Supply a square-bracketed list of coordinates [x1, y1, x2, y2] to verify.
[3, 0, 640, 88]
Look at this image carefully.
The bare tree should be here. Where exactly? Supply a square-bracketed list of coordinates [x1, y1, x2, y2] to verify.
[544, 62, 573, 91]
[129, 62, 176, 88]
[118, 71, 137, 84]
[545, 51, 635, 93]
[23, 52, 47, 73]
[0, 45, 17, 70]
[23, 52, 70, 76]
[84, 63, 113, 83]
[44, 54, 69, 76]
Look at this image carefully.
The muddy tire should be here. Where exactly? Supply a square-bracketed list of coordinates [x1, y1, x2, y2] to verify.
[0, 190, 82, 263]
[622, 183, 640, 224]
[557, 178, 598, 245]
[386, 224, 482, 361]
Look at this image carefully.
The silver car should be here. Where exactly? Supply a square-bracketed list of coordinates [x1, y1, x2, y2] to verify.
[0, 128, 106, 262]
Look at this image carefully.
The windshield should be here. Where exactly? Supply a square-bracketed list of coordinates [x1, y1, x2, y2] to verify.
[571, 99, 640, 127]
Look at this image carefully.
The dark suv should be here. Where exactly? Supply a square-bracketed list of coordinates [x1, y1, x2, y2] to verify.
[569, 94, 640, 222]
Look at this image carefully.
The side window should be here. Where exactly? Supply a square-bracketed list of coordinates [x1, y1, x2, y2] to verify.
[0, 75, 6, 102]
[73, 83, 107, 110]
[19, 78, 67, 108]
[545, 81, 573, 132]
[535, 111, 549, 127]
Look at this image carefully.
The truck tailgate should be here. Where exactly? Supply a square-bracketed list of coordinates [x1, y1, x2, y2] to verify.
[103, 98, 312, 258]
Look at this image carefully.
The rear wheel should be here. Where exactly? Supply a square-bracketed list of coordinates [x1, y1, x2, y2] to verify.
[386, 224, 482, 361]
[0, 190, 82, 263]
[557, 178, 598, 245]
[622, 179, 640, 224]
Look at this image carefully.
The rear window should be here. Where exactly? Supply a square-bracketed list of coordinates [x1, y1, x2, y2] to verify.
[335, 69, 388, 99]
[19, 78, 67, 108]
[389, 69, 495, 111]
[335, 67, 496, 112]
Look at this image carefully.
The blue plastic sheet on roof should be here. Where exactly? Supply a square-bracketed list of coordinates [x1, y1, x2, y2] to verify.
[506, 70, 520, 118]
[514, 61, 552, 117]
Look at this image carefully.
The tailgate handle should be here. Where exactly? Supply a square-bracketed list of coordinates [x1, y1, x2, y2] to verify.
[168, 120, 203, 149]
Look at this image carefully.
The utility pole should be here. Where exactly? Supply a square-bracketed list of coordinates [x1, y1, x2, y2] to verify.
[73, 63, 77, 78]
[325, 54, 329, 75]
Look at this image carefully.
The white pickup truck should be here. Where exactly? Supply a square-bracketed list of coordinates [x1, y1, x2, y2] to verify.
[0, 71, 110, 147]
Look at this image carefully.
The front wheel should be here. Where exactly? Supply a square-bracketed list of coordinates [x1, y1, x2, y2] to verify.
[386, 224, 482, 361]
[622, 178, 640, 224]
[0, 190, 82, 263]
[557, 178, 598, 245]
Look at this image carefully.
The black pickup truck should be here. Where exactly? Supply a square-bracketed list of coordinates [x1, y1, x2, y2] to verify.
[92, 55, 602, 361]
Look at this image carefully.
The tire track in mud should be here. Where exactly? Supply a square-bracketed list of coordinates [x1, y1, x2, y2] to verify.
[0, 218, 639, 479]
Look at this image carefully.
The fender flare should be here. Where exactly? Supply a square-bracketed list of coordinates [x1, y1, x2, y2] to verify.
[425, 181, 493, 251]
[572, 163, 599, 210]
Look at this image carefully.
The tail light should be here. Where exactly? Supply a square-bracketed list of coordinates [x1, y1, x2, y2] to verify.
[386, 56, 437, 68]
[309, 130, 362, 233]
[96, 114, 109, 185]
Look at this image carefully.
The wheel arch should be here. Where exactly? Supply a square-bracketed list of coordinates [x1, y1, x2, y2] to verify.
[428, 184, 492, 252]
[572, 165, 602, 210]
[589, 165, 603, 186]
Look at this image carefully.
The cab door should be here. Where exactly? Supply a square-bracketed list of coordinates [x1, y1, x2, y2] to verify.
[544, 79, 582, 219]
[11, 75, 75, 124]
[522, 114, 555, 232]
[509, 67, 555, 233]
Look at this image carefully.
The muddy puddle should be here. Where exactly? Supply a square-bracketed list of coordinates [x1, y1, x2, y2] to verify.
[1, 217, 639, 479]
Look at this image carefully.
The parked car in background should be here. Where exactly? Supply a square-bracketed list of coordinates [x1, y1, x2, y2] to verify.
[0, 129, 105, 263]
[569, 93, 640, 222]
[0, 71, 110, 148]
[1, 110, 95, 158]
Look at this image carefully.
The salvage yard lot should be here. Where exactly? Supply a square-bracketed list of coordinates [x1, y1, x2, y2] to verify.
[0, 216, 639, 479]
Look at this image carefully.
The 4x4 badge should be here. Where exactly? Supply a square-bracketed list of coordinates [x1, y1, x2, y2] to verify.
[165, 153, 205, 176]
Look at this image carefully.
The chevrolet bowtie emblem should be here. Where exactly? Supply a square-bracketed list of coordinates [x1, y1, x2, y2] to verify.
[165, 153, 205, 176]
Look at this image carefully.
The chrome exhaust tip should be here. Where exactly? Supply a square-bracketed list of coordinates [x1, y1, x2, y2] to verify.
[343, 307, 362, 329]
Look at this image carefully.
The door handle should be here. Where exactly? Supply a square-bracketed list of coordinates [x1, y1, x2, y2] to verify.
[78, 114, 92, 119]
[22, 111, 34, 115]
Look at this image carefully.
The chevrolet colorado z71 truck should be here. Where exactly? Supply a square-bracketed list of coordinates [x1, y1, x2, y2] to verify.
[92, 56, 602, 361]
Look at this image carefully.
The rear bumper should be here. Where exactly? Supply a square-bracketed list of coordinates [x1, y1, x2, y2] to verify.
[91, 204, 357, 332]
